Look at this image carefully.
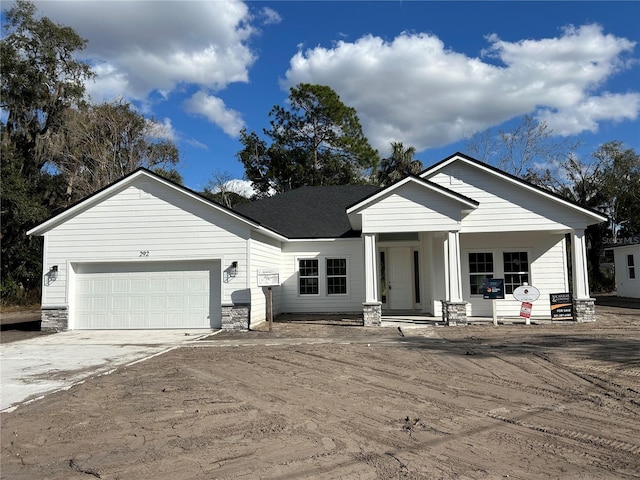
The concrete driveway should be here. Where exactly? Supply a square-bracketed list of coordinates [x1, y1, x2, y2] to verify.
[0, 329, 215, 412]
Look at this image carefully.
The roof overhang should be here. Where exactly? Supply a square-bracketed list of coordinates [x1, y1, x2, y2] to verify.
[421, 152, 608, 225]
[26, 168, 287, 242]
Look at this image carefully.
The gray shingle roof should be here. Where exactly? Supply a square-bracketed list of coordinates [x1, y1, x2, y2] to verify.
[233, 185, 381, 238]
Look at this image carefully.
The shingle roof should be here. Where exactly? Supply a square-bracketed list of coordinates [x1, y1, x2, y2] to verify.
[233, 185, 381, 238]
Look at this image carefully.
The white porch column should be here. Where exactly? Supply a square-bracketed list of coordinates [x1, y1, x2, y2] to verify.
[446, 231, 463, 302]
[364, 233, 378, 302]
[572, 229, 590, 299]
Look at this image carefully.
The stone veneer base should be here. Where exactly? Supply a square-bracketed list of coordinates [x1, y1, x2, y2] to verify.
[362, 302, 382, 326]
[441, 301, 468, 326]
[574, 298, 596, 323]
[41, 306, 69, 332]
[221, 304, 251, 330]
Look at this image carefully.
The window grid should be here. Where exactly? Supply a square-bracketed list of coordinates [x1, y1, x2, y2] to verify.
[326, 258, 347, 295]
[299, 259, 319, 295]
[469, 252, 493, 295]
[503, 252, 529, 294]
[628, 255, 636, 280]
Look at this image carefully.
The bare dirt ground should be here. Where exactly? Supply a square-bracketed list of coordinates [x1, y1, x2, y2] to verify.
[2, 303, 640, 479]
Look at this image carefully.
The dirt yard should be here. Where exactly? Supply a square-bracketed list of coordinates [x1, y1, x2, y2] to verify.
[2, 305, 639, 479]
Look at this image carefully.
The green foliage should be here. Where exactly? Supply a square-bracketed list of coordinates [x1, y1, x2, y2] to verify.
[0, 2, 181, 305]
[1, 0, 94, 177]
[377, 142, 423, 186]
[237, 84, 379, 197]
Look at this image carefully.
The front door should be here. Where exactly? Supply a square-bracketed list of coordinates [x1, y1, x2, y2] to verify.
[387, 247, 413, 310]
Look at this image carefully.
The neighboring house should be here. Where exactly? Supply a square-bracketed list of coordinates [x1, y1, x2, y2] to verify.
[27, 152, 607, 331]
[612, 244, 640, 298]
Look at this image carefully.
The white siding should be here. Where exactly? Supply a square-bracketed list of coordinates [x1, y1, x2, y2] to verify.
[281, 239, 365, 313]
[459, 232, 568, 317]
[41, 178, 251, 312]
[248, 232, 283, 326]
[360, 183, 462, 233]
[613, 245, 640, 298]
[427, 163, 595, 232]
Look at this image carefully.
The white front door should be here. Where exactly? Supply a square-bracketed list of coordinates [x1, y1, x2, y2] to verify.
[387, 247, 413, 310]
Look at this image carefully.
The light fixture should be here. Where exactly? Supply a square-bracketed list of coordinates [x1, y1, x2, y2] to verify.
[230, 261, 238, 277]
[49, 265, 58, 281]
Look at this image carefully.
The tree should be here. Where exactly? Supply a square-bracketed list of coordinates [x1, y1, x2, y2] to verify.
[1, 0, 93, 303]
[1, 0, 94, 178]
[237, 84, 379, 196]
[202, 171, 251, 209]
[43, 100, 180, 205]
[465, 115, 577, 180]
[377, 142, 423, 186]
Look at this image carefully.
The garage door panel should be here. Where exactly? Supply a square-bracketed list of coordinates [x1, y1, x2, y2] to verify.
[74, 261, 220, 329]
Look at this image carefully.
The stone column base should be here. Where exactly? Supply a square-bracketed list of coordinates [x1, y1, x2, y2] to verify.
[574, 298, 596, 323]
[221, 303, 250, 330]
[362, 302, 382, 326]
[41, 306, 68, 332]
[441, 301, 468, 326]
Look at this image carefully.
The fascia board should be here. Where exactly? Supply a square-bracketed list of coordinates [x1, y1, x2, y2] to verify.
[422, 153, 608, 224]
[346, 176, 477, 215]
[27, 169, 271, 237]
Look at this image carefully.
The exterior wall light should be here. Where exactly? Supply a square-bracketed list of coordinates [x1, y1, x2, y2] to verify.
[49, 265, 58, 280]
[230, 261, 238, 277]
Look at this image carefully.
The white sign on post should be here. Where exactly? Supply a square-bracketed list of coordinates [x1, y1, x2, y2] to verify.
[513, 283, 540, 325]
[257, 268, 280, 287]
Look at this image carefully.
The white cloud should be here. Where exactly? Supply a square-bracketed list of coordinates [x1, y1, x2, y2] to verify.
[34, 0, 257, 132]
[283, 24, 638, 153]
[259, 6, 282, 26]
[537, 92, 640, 136]
[145, 118, 177, 143]
[184, 91, 245, 137]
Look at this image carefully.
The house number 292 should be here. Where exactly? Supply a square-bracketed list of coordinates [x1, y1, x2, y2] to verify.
[139, 250, 150, 257]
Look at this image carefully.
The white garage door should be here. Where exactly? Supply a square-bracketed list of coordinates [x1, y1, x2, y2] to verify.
[74, 261, 221, 329]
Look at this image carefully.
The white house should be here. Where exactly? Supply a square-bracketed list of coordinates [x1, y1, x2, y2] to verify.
[612, 244, 640, 298]
[27, 153, 608, 331]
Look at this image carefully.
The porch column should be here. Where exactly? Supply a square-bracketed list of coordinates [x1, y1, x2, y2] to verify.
[572, 229, 596, 322]
[362, 233, 381, 326]
[442, 231, 467, 326]
[446, 231, 463, 301]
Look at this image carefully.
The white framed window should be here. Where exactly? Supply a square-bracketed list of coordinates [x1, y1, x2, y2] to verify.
[628, 254, 636, 280]
[503, 252, 529, 294]
[326, 258, 348, 295]
[298, 259, 319, 295]
[469, 252, 494, 295]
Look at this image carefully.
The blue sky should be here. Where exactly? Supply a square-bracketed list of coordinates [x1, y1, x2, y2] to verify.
[10, 1, 640, 192]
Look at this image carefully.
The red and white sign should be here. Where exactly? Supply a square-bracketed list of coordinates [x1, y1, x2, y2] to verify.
[520, 302, 533, 319]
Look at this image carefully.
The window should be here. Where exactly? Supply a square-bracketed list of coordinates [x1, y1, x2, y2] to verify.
[469, 252, 493, 295]
[413, 251, 420, 303]
[299, 259, 319, 295]
[379, 251, 387, 303]
[326, 258, 347, 295]
[504, 252, 529, 294]
[628, 255, 636, 280]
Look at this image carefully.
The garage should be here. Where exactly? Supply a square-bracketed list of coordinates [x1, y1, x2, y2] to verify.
[73, 261, 221, 329]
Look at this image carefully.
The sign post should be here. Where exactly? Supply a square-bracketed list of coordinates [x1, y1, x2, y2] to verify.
[483, 278, 505, 326]
[257, 269, 280, 332]
[513, 283, 540, 325]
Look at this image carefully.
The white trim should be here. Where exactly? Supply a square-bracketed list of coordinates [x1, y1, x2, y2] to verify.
[26, 170, 287, 242]
[347, 175, 478, 214]
[421, 155, 607, 224]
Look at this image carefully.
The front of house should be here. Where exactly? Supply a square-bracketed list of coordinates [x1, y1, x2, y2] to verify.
[27, 153, 607, 331]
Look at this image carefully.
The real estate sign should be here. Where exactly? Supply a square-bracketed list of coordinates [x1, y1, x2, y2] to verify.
[483, 278, 505, 299]
[550, 292, 573, 319]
